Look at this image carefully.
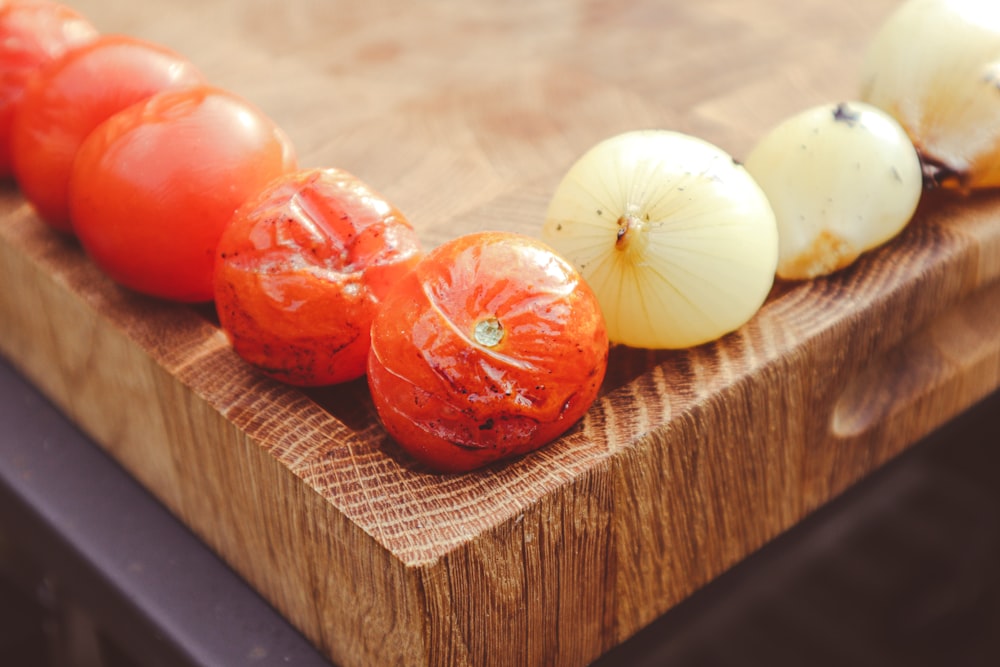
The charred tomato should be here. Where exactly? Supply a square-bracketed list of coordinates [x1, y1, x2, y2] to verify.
[215, 168, 424, 386]
[11, 34, 205, 231]
[69, 85, 296, 302]
[367, 231, 609, 473]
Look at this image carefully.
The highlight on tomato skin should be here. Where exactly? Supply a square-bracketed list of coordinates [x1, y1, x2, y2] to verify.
[367, 231, 610, 473]
[11, 34, 205, 232]
[0, 0, 98, 178]
[69, 85, 297, 303]
[215, 167, 425, 387]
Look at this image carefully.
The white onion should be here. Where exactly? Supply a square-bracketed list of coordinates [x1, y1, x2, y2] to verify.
[860, 0, 1000, 191]
[744, 102, 923, 280]
[542, 130, 778, 350]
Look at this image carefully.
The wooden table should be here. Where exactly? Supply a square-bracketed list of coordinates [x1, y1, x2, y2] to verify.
[3, 1, 1000, 665]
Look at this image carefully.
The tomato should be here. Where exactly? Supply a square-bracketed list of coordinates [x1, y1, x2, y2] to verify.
[0, 0, 97, 178]
[69, 85, 297, 302]
[367, 231, 609, 473]
[11, 35, 205, 232]
[215, 168, 424, 386]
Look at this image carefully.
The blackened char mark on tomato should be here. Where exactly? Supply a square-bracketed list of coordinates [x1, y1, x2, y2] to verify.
[220, 281, 365, 383]
[253, 331, 361, 382]
[424, 356, 478, 401]
[449, 412, 544, 451]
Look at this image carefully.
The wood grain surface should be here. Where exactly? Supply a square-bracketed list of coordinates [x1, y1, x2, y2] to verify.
[3, 1, 1000, 666]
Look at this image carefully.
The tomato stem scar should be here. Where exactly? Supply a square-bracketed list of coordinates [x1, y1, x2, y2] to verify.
[474, 317, 504, 347]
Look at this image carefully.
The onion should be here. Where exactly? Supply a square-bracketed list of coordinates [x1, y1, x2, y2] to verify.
[542, 130, 778, 350]
[860, 0, 1000, 191]
[744, 102, 923, 280]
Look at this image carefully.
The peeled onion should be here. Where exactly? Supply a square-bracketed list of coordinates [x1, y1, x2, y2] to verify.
[744, 102, 923, 281]
[542, 130, 778, 350]
[860, 0, 1000, 191]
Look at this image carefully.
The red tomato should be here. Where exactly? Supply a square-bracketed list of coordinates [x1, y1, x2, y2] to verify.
[0, 0, 97, 178]
[11, 35, 205, 232]
[215, 168, 424, 386]
[367, 231, 609, 473]
[69, 85, 297, 302]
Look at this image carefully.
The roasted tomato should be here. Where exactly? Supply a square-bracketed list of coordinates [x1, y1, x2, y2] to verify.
[69, 85, 296, 302]
[11, 35, 205, 232]
[0, 0, 97, 178]
[367, 231, 609, 473]
[215, 168, 424, 386]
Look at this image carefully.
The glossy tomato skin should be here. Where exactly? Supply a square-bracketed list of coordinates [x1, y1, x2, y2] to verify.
[70, 85, 297, 302]
[367, 231, 609, 473]
[0, 0, 97, 178]
[215, 168, 424, 386]
[11, 35, 205, 232]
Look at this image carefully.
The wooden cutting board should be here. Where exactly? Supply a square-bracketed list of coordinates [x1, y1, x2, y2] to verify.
[3, 0, 1000, 665]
